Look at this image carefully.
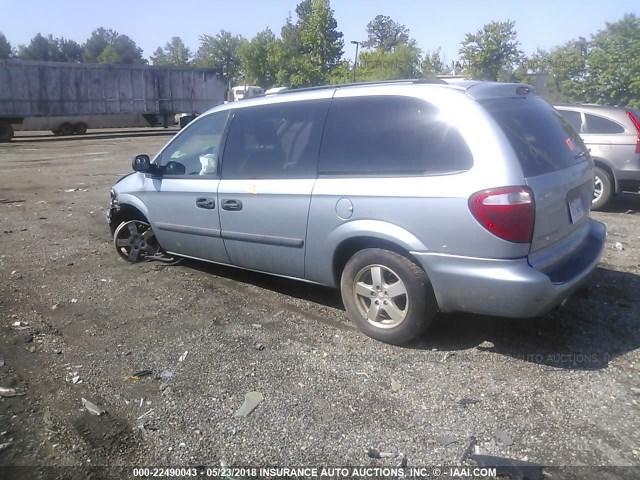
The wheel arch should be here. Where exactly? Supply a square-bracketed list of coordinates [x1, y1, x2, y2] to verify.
[332, 236, 427, 287]
[109, 197, 149, 235]
[591, 158, 618, 193]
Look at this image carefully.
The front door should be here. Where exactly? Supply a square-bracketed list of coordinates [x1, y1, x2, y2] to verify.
[218, 99, 330, 278]
[136, 111, 230, 264]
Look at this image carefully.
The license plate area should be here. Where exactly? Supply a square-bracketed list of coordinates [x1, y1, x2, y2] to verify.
[568, 196, 586, 224]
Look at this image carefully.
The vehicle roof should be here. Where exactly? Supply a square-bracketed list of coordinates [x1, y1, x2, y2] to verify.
[204, 79, 536, 116]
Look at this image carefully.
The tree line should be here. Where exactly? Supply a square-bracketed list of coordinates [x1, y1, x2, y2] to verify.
[1, 0, 638, 108]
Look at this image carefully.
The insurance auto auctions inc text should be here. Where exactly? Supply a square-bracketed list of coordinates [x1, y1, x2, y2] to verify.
[256, 466, 497, 478]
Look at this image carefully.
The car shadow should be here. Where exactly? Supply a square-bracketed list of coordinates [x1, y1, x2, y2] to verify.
[598, 191, 640, 213]
[11, 129, 177, 143]
[180, 260, 638, 371]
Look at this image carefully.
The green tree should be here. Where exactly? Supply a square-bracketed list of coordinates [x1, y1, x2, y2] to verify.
[58, 38, 83, 62]
[583, 13, 640, 108]
[240, 28, 280, 87]
[459, 20, 523, 81]
[151, 37, 191, 65]
[0, 32, 13, 58]
[83, 28, 145, 64]
[421, 48, 450, 77]
[276, 0, 344, 87]
[195, 30, 245, 84]
[362, 15, 411, 52]
[357, 42, 421, 81]
[17, 34, 58, 61]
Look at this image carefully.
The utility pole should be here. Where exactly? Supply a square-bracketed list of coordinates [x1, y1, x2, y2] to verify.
[351, 41, 360, 82]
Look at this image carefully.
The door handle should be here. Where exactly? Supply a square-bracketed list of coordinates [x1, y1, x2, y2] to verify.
[221, 199, 243, 211]
[195, 197, 215, 209]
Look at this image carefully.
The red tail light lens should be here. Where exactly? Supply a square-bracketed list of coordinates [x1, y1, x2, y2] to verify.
[468, 187, 535, 243]
[626, 110, 640, 154]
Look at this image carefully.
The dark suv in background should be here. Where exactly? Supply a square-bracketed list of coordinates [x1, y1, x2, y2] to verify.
[555, 104, 640, 209]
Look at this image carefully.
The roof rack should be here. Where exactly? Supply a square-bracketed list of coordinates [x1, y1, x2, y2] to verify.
[268, 78, 446, 96]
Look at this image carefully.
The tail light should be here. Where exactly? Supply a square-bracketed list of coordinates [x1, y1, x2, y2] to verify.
[626, 110, 640, 154]
[468, 187, 535, 243]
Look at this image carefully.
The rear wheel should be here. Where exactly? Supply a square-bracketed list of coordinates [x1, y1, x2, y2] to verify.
[340, 248, 437, 344]
[592, 166, 613, 210]
[0, 121, 14, 142]
[73, 122, 88, 135]
[58, 122, 74, 136]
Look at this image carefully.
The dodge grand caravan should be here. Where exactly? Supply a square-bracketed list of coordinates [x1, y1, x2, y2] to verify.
[107, 79, 606, 344]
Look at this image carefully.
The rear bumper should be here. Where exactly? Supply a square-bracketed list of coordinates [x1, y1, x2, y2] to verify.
[413, 219, 606, 318]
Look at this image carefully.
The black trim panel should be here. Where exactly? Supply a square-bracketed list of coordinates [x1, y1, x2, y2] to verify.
[155, 222, 221, 238]
[222, 230, 303, 248]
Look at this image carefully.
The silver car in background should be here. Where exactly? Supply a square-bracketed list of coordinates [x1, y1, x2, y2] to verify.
[555, 104, 640, 209]
[108, 80, 606, 344]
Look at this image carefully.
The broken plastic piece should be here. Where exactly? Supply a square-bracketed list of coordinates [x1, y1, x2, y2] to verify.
[131, 369, 153, 380]
[179, 351, 188, 362]
[234, 391, 264, 417]
[157, 370, 173, 381]
[81, 397, 105, 416]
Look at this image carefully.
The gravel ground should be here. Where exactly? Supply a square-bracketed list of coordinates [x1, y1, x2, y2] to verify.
[0, 129, 639, 479]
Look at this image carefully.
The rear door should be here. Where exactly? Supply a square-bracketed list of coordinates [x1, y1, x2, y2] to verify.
[218, 99, 330, 278]
[483, 97, 594, 255]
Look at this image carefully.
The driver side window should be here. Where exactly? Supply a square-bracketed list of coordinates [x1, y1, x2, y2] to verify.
[158, 112, 229, 176]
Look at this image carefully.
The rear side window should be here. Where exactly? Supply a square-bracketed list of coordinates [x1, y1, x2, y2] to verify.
[318, 96, 473, 175]
[557, 109, 583, 133]
[222, 99, 329, 179]
[584, 113, 625, 134]
[482, 97, 587, 177]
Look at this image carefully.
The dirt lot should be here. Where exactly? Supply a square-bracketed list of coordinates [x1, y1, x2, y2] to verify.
[0, 129, 639, 479]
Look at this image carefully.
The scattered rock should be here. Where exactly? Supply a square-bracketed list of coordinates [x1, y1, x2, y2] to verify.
[436, 435, 457, 447]
[254, 342, 266, 351]
[390, 378, 402, 392]
[157, 370, 173, 382]
[612, 242, 624, 251]
[459, 398, 481, 407]
[178, 351, 188, 362]
[495, 430, 514, 446]
[477, 340, 495, 349]
[0, 387, 25, 397]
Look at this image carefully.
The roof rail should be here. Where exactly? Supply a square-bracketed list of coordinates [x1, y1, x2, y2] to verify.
[268, 78, 446, 96]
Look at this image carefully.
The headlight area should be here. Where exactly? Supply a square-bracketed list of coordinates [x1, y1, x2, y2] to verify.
[107, 189, 120, 226]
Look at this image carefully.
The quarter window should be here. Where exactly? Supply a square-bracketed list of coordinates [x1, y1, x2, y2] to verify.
[222, 100, 329, 179]
[158, 112, 229, 176]
[558, 110, 583, 133]
[584, 113, 625, 134]
[318, 96, 473, 175]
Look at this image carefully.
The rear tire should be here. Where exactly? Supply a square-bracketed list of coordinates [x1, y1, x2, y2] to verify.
[592, 166, 613, 211]
[340, 248, 437, 344]
[0, 121, 14, 142]
[73, 122, 88, 135]
[58, 122, 73, 136]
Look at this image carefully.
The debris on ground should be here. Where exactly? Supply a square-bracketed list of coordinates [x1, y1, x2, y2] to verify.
[459, 436, 477, 463]
[234, 391, 264, 417]
[157, 370, 173, 381]
[612, 242, 624, 251]
[390, 378, 402, 392]
[251, 324, 262, 329]
[0, 438, 13, 451]
[0, 387, 25, 397]
[495, 430, 514, 446]
[367, 447, 398, 459]
[477, 340, 496, 350]
[81, 397, 105, 416]
[0, 359, 5, 367]
[436, 435, 458, 447]
[471, 454, 544, 480]
[254, 342, 266, 351]
[178, 351, 188, 362]
[459, 398, 481, 407]
[130, 369, 153, 380]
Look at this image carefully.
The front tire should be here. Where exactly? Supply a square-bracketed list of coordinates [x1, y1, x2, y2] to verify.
[340, 248, 437, 344]
[0, 121, 14, 142]
[592, 166, 613, 211]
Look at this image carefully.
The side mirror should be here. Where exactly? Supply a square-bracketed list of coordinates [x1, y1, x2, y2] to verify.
[132, 154, 151, 172]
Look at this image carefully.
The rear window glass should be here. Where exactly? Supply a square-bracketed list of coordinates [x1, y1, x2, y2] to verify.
[482, 97, 587, 177]
[557, 109, 583, 133]
[584, 113, 625, 134]
[318, 96, 473, 175]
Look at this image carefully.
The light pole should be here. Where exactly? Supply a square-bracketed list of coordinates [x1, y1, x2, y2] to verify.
[351, 41, 360, 83]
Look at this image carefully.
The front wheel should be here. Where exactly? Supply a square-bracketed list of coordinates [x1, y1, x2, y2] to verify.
[592, 166, 613, 211]
[340, 248, 437, 344]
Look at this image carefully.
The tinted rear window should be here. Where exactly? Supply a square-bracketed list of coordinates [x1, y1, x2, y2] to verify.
[318, 96, 473, 175]
[482, 97, 587, 177]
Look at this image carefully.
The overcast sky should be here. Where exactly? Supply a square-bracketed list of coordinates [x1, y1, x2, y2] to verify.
[2, 0, 638, 63]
